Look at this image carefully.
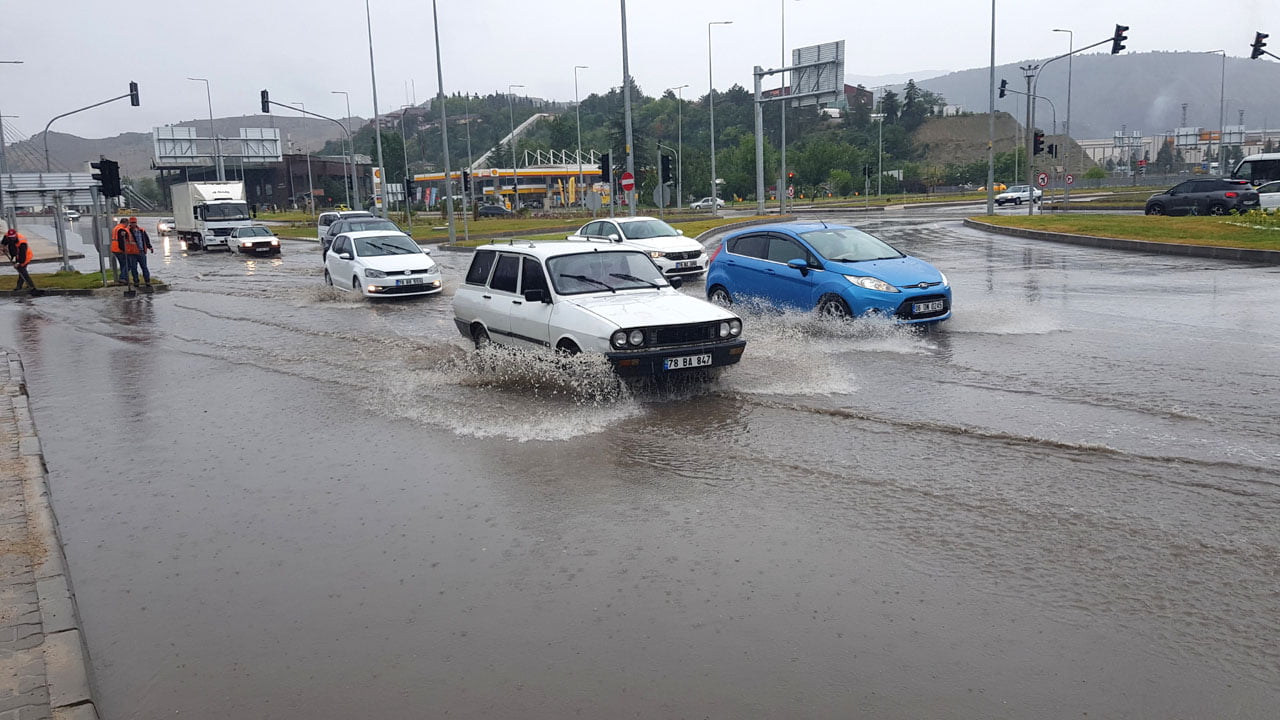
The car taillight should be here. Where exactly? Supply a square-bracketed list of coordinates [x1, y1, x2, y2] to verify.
[707, 242, 723, 264]
[1224, 192, 1238, 198]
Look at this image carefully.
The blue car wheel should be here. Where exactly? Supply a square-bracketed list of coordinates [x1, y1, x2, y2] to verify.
[817, 294, 850, 318]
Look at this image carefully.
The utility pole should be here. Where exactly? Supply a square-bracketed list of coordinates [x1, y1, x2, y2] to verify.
[985, 0, 996, 215]
[620, 0, 636, 216]
[431, 0, 455, 244]
[365, 0, 387, 218]
[1023, 64, 1038, 216]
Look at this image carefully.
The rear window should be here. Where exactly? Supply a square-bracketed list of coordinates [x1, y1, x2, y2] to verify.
[490, 255, 520, 293]
[466, 250, 497, 285]
[728, 234, 768, 259]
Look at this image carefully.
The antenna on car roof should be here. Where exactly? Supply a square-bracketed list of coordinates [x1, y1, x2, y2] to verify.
[820, 219, 828, 228]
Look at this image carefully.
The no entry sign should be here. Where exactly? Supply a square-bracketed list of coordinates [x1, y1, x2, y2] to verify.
[619, 172, 636, 192]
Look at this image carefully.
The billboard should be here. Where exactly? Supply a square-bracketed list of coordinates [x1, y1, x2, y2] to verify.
[790, 40, 845, 108]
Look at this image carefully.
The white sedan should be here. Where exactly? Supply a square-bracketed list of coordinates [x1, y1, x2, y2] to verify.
[1255, 180, 1280, 210]
[323, 230, 442, 297]
[567, 216, 708, 277]
[995, 185, 1043, 205]
[690, 197, 725, 210]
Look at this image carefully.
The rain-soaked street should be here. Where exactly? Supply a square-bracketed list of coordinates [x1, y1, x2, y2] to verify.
[2, 211, 1279, 718]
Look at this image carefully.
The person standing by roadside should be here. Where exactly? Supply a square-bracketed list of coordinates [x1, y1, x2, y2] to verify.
[127, 217, 153, 285]
[3, 228, 39, 293]
[110, 217, 131, 284]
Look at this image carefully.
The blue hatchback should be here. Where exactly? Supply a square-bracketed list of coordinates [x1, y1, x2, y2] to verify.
[705, 223, 951, 324]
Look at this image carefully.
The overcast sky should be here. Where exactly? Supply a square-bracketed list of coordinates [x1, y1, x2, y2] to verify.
[2, 0, 1275, 140]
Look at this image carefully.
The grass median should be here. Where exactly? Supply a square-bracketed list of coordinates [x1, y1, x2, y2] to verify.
[974, 212, 1280, 251]
[3, 270, 167, 290]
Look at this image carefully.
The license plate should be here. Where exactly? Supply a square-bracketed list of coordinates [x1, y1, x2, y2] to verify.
[675, 261, 697, 268]
[396, 277, 424, 286]
[663, 353, 712, 370]
[913, 299, 945, 314]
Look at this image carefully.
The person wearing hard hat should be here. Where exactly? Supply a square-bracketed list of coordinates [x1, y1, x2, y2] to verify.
[110, 216, 132, 284]
[125, 217, 153, 285]
[3, 228, 38, 293]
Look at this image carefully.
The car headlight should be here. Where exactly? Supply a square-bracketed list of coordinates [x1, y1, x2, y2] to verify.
[241, 241, 253, 247]
[845, 275, 900, 293]
[270, 239, 279, 246]
[364, 268, 387, 278]
[628, 329, 645, 347]
[718, 321, 731, 338]
[729, 318, 742, 336]
[650, 251, 665, 259]
[939, 272, 948, 287]
[611, 330, 628, 348]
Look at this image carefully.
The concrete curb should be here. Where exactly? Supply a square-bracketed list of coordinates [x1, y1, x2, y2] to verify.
[0, 283, 170, 298]
[962, 217, 1280, 265]
[6, 353, 100, 719]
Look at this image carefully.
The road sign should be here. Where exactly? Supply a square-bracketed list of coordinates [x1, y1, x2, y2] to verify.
[1036, 172, 1049, 188]
[619, 172, 635, 192]
[787, 185, 794, 199]
[1065, 174, 1074, 185]
[585, 192, 603, 211]
[652, 183, 671, 208]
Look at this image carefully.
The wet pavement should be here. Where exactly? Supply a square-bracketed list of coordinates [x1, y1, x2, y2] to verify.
[1, 212, 1278, 718]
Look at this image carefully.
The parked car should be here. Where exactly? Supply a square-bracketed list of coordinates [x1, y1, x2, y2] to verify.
[63, 208, 80, 221]
[230, 225, 282, 255]
[690, 197, 726, 211]
[705, 222, 951, 325]
[452, 242, 746, 376]
[568, 217, 708, 277]
[1144, 178, 1260, 216]
[317, 210, 373, 240]
[476, 204, 513, 217]
[995, 185, 1042, 205]
[320, 216, 401, 262]
[157, 217, 176, 234]
[1255, 180, 1280, 210]
[323, 231, 442, 298]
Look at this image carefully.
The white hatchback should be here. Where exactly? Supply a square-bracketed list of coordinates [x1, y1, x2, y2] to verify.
[452, 242, 746, 376]
[323, 230, 442, 297]
[567, 216, 708, 277]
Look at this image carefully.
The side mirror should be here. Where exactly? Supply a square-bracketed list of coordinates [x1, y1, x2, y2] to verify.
[339, 252, 353, 260]
[669, 277, 683, 290]
[787, 258, 810, 276]
[677, 229, 685, 235]
[523, 288, 550, 303]
[608, 233, 621, 243]
[422, 247, 432, 255]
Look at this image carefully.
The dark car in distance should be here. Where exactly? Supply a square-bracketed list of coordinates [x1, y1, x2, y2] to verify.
[320, 217, 402, 262]
[1145, 178, 1260, 216]
[476, 204, 513, 218]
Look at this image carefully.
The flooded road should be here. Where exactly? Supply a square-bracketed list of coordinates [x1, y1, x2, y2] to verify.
[2, 214, 1279, 719]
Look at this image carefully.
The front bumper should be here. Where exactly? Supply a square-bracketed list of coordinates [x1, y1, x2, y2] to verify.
[363, 276, 443, 296]
[606, 338, 746, 376]
[653, 254, 708, 276]
[237, 241, 280, 254]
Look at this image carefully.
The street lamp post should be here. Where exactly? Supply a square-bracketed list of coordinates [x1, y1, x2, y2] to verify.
[508, 84, 524, 210]
[574, 65, 588, 202]
[398, 105, 413, 228]
[365, 0, 387, 217]
[870, 113, 886, 196]
[188, 77, 224, 181]
[331, 90, 358, 209]
[986, 0, 996, 215]
[1053, 29, 1073, 208]
[462, 94, 473, 242]
[431, 0, 456, 244]
[620, 0, 636, 216]
[667, 84, 688, 209]
[779, 0, 799, 213]
[291, 102, 314, 215]
[0, 60, 21, 225]
[1202, 50, 1227, 172]
[708, 20, 732, 213]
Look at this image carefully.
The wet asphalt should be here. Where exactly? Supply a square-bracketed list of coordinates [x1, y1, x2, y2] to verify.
[1, 211, 1278, 719]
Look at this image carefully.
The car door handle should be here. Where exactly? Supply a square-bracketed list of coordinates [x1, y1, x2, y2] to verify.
[512, 300, 522, 305]
[766, 269, 777, 274]
[482, 294, 492, 300]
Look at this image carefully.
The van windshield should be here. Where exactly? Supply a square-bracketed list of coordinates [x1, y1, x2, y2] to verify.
[203, 202, 250, 221]
[1232, 158, 1280, 185]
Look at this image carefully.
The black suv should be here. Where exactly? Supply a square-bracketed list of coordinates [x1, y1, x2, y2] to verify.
[1145, 178, 1259, 216]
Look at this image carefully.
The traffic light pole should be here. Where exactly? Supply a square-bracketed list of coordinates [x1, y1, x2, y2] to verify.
[752, 60, 834, 216]
[41, 89, 136, 171]
[263, 98, 353, 210]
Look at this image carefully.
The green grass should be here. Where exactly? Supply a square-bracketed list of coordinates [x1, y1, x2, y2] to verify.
[11, 270, 167, 290]
[973, 211, 1280, 251]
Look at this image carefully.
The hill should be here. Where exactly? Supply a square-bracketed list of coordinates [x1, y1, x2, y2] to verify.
[911, 112, 1095, 170]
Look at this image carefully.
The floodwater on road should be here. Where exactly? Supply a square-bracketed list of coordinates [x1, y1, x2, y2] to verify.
[2, 215, 1278, 719]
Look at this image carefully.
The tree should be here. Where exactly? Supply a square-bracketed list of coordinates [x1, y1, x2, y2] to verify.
[877, 90, 901, 124]
[827, 168, 855, 196]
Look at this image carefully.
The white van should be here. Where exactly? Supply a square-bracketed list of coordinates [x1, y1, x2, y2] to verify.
[1231, 153, 1280, 186]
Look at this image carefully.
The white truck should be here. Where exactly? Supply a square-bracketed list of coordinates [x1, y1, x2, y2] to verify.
[171, 181, 252, 250]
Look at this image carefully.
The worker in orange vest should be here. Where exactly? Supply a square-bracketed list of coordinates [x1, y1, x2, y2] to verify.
[3, 228, 38, 292]
[110, 217, 132, 284]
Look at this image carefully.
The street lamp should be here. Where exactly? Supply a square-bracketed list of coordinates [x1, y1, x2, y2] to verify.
[291, 102, 314, 215]
[399, 105, 413, 225]
[431, 0, 456, 244]
[1202, 50, 1227, 173]
[574, 65, 588, 201]
[1053, 29, 1073, 205]
[508, 84, 524, 210]
[0, 60, 22, 225]
[708, 20, 732, 213]
[331, 90, 358, 209]
[871, 113, 885, 196]
[779, 0, 799, 212]
[365, 0, 387, 217]
[188, 77, 224, 181]
[666, 84, 688, 209]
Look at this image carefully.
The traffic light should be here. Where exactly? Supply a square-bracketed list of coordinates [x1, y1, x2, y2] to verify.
[1111, 24, 1129, 55]
[599, 151, 612, 183]
[91, 157, 121, 198]
[260, 89, 271, 114]
[129, 81, 139, 107]
[462, 170, 471, 192]
[1033, 131, 1045, 156]
[787, 171, 795, 180]
[1251, 31, 1269, 60]
[404, 177, 414, 203]
[660, 154, 673, 185]
[998, 79, 1007, 98]
[1047, 143, 1058, 158]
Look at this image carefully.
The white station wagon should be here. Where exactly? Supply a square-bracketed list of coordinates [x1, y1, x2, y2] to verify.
[452, 242, 746, 376]
[567, 216, 708, 277]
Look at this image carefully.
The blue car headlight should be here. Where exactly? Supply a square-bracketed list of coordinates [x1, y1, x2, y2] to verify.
[939, 272, 949, 287]
[844, 275, 899, 293]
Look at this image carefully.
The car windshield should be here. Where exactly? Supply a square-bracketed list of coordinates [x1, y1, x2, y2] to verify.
[240, 227, 272, 237]
[548, 251, 669, 295]
[354, 235, 423, 256]
[345, 219, 399, 232]
[800, 227, 903, 263]
[620, 219, 679, 240]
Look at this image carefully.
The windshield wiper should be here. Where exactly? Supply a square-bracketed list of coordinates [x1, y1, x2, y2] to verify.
[609, 272, 661, 289]
[559, 273, 615, 292]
